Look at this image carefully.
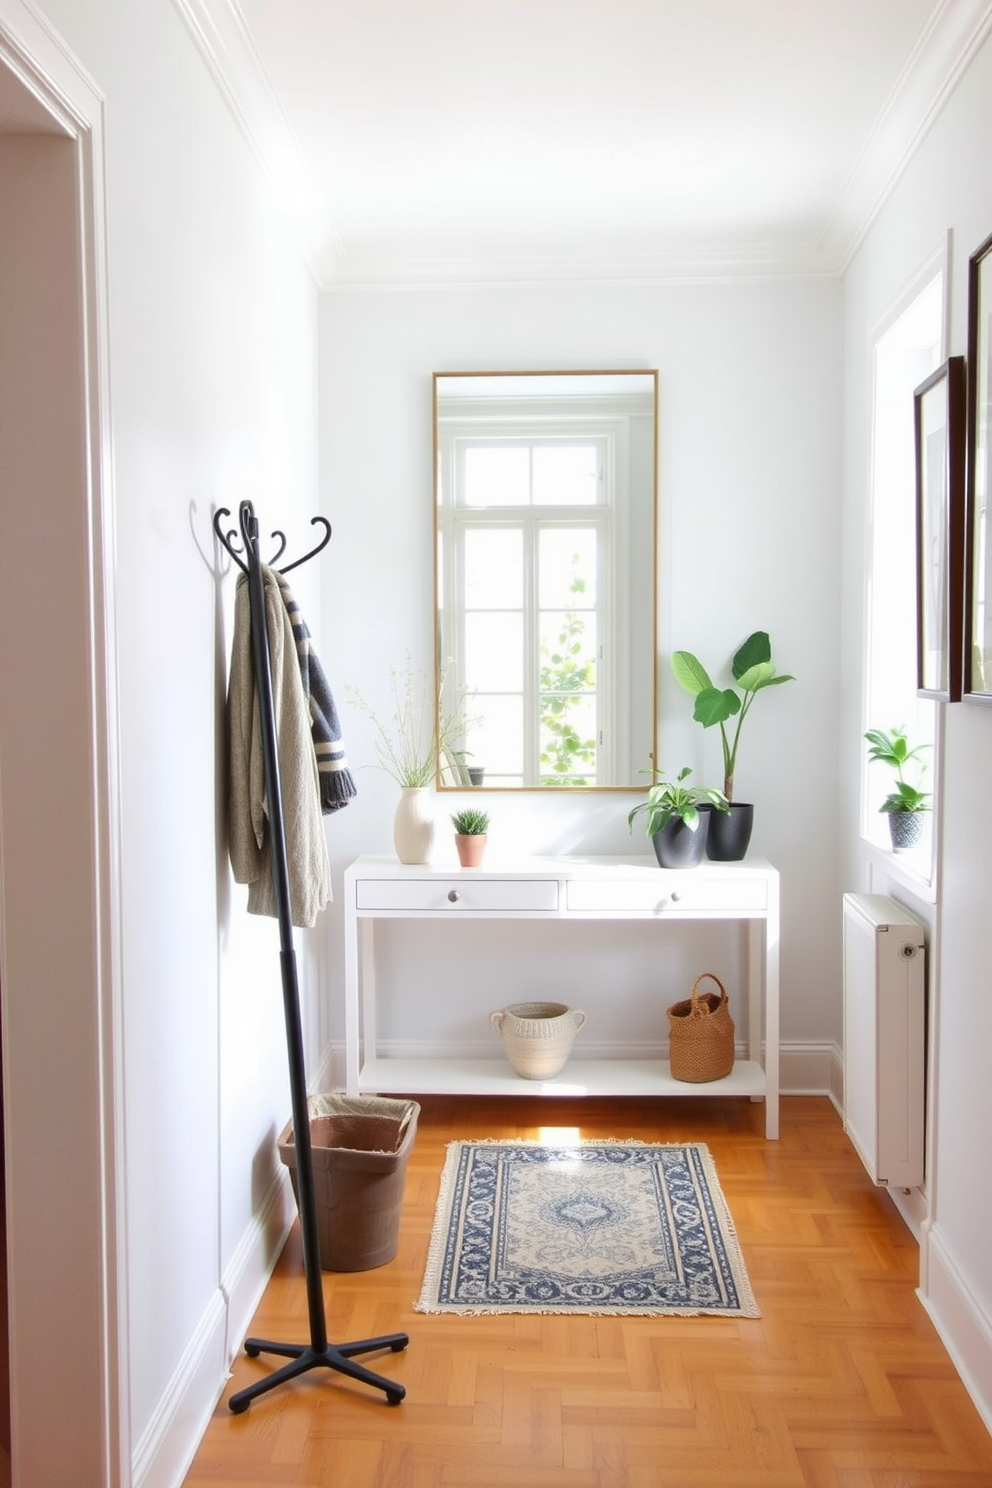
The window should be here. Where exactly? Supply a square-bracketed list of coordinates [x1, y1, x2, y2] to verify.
[438, 422, 622, 786]
[864, 267, 944, 877]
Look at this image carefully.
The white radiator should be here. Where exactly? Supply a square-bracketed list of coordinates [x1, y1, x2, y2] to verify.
[842, 893, 926, 1189]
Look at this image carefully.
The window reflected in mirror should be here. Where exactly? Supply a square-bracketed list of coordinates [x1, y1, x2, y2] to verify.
[434, 371, 658, 790]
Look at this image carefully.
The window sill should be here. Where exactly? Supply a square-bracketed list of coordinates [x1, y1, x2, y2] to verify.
[860, 836, 937, 905]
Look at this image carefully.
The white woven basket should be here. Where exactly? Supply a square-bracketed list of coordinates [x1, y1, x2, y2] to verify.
[490, 1001, 587, 1079]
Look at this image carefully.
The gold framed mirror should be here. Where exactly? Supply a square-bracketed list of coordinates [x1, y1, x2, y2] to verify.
[433, 369, 658, 790]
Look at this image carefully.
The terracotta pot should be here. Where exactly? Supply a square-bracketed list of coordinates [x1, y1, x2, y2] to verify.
[455, 832, 487, 867]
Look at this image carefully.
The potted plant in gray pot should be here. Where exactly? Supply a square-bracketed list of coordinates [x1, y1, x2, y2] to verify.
[671, 630, 795, 860]
[864, 726, 931, 852]
[627, 767, 729, 869]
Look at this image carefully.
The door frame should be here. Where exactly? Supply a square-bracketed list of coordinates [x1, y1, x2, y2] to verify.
[0, 8, 124, 1485]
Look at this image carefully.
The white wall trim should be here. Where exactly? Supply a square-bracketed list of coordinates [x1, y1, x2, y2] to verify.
[0, 6, 125, 1485]
[132, 1171, 295, 1488]
[170, 0, 341, 284]
[918, 1221, 992, 1438]
[825, 0, 992, 272]
[176, 0, 992, 290]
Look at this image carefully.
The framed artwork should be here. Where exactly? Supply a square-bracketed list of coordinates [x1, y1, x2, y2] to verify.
[915, 355, 966, 701]
[965, 230, 992, 700]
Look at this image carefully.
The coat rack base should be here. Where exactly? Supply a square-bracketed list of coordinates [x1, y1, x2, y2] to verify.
[229, 1331, 409, 1413]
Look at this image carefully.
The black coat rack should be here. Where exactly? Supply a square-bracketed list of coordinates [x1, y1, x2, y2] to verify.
[213, 499, 407, 1413]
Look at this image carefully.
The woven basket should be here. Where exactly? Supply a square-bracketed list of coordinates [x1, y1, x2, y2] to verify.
[666, 973, 735, 1083]
[490, 1001, 587, 1079]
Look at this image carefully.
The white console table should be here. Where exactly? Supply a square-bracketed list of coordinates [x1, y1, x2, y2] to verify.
[342, 854, 780, 1138]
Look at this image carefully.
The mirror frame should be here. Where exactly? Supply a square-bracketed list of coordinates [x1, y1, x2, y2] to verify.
[432, 368, 659, 792]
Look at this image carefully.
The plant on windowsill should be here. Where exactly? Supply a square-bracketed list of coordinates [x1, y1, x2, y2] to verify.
[670, 630, 795, 860]
[451, 806, 490, 868]
[627, 767, 729, 870]
[864, 726, 932, 853]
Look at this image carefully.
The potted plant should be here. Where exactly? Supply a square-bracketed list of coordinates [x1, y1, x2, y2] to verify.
[671, 630, 795, 860]
[346, 654, 477, 864]
[864, 726, 931, 852]
[627, 767, 729, 870]
[451, 806, 490, 868]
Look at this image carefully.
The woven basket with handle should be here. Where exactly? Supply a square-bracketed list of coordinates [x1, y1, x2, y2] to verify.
[666, 972, 735, 1083]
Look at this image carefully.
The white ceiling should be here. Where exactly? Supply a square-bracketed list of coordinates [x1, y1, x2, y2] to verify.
[193, 0, 992, 286]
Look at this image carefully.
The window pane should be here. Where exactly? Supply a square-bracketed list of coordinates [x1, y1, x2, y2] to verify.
[465, 613, 523, 692]
[464, 528, 523, 607]
[464, 446, 529, 506]
[539, 694, 597, 785]
[539, 528, 597, 606]
[533, 445, 599, 505]
[467, 696, 523, 776]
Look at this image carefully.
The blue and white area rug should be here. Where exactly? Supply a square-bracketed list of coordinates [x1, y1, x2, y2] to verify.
[416, 1139, 759, 1317]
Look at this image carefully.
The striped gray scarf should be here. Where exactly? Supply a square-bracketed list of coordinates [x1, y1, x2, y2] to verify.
[272, 568, 357, 814]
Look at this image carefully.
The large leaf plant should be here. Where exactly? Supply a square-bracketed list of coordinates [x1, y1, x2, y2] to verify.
[671, 630, 795, 802]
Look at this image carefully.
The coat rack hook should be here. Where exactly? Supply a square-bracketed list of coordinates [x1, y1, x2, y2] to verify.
[213, 504, 332, 576]
[212, 506, 249, 574]
[280, 516, 333, 575]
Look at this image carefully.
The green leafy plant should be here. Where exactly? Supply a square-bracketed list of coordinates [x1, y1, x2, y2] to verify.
[538, 557, 596, 786]
[671, 630, 795, 801]
[864, 726, 931, 813]
[627, 767, 729, 837]
[451, 807, 490, 836]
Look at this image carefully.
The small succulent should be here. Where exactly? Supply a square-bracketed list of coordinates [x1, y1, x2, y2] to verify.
[451, 807, 490, 836]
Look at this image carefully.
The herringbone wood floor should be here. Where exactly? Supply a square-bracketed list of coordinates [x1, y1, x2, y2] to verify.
[182, 1096, 992, 1487]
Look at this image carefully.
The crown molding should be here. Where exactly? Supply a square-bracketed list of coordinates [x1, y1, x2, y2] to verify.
[317, 243, 841, 290]
[821, 0, 992, 272]
[171, 0, 344, 283]
[179, 0, 992, 290]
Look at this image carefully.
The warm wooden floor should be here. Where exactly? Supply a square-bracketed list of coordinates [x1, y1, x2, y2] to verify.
[183, 1096, 992, 1487]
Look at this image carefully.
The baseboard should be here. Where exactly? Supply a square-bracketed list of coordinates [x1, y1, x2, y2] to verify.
[918, 1221, 992, 1438]
[133, 1167, 296, 1488]
[780, 1041, 842, 1098]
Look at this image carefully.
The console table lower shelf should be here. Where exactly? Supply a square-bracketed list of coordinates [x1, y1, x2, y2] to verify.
[350, 1056, 768, 1100]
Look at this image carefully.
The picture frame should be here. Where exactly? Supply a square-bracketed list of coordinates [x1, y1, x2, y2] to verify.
[915, 355, 966, 702]
[965, 230, 992, 700]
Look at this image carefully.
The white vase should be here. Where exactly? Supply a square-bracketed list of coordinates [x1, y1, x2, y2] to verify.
[393, 786, 435, 864]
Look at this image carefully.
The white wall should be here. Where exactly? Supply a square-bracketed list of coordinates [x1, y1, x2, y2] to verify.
[3, 1, 323, 1482]
[840, 28, 992, 1435]
[13, 1, 992, 1480]
[318, 280, 844, 1068]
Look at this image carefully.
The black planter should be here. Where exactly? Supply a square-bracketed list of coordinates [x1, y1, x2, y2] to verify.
[650, 812, 710, 869]
[700, 802, 754, 862]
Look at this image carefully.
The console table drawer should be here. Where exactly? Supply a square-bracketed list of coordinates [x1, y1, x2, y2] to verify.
[355, 878, 560, 913]
[565, 877, 768, 913]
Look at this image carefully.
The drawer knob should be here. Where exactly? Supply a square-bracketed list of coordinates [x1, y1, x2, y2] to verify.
[670, 891, 681, 902]
[447, 889, 461, 903]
